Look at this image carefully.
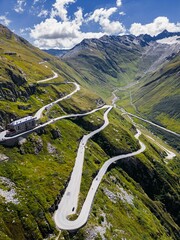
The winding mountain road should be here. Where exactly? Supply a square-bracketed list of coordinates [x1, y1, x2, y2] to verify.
[34, 81, 80, 120]
[37, 70, 58, 83]
[53, 90, 177, 231]
[0, 71, 80, 141]
[0, 105, 110, 142]
[0, 81, 146, 230]
[54, 124, 145, 230]
[54, 106, 112, 229]
[54, 91, 146, 231]
[0, 68, 176, 232]
[35, 70, 80, 119]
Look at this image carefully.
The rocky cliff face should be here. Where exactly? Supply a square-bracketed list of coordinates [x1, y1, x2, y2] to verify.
[0, 110, 15, 130]
[5, 67, 26, 86]
[0, 77, 37, 129]
[0, 81, 36, 101]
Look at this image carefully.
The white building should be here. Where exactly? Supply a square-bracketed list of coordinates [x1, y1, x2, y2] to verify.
[7, 116, 37, 134]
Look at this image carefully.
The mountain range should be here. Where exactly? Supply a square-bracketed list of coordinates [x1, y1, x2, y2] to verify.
[0, 24, 179, 240]
[52, 30, 180, 144]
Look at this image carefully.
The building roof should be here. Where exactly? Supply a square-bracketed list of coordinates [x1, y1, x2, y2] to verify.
[9, 116, 36, 126]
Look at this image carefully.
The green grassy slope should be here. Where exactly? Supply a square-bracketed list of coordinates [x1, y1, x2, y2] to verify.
[115, 52, 180, 149]
[0, 24, 87, 128]
[0, 24, 54, 83]
[0, 24, 84, 86]
[62, 35, 144, 98]
[131, 53, 180, 144]
[0, 105, 179, 240]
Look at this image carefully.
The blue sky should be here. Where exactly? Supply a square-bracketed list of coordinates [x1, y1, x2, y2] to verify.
[0, 0, 179, 49]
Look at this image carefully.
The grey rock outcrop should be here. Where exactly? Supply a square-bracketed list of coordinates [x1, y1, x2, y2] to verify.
[51, 128, 61, 139]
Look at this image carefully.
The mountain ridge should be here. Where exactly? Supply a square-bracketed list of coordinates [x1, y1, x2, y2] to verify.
[57, 30, 179, 98]
[43, 30, 180, 53]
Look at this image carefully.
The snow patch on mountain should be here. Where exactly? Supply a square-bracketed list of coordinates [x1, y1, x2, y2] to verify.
[157, 36, 180, 45]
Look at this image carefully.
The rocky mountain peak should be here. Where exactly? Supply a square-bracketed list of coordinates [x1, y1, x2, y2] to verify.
[155, 30, 180, 41]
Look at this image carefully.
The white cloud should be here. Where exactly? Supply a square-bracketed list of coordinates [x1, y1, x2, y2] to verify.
[30, 2, 126, 49]
[31, 8, 83, 39]
[130, 17, 180, 36]
[33, 0, 40, 4]
[31, 7, 103, 49]
[38, 9, 49, 18]
[14, 0, 26, 13]
[0, 16, 11, 26]
[116, 0, 122, 7]
[30, 1, 85, 48]
[20, 27, 31, 34]
[33, 0, 47, 5]
[31, 18, 80, 39]
[101, 19, 125, 35]
[88, 7, 125, 35]
[33, 31, 104, 49]
[51, 0, 75, 21]
[30, 12, 105, 49]
[74, 8, 83, 26]
[119, 11, 125, 16]
[88, 8, 117, 22]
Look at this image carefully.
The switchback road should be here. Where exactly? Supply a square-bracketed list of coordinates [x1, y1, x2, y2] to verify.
[34, 82, 80, 120]
[0, 69, 176, 232]
[54, 90, 146, 231]
[54, 122, 145, 230]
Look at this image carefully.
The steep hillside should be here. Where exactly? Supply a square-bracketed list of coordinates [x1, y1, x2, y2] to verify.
[137, 41, 179, 74]
[0, 25, 179, 240]
[0, 24, 54, 83]
[59, 32, 179, 98]
[0, 24, 85, 129]
[132, 53, 180, 132]
[61, 35, 143, 97]
[115, 50, 180, 149]
[0, 100, 179, 240]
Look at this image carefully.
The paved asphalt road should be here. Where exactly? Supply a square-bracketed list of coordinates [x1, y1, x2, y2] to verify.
[34, 81, 80, 120]
[35, 71, 80, 119]
[54, 90, 177, 231]
[37, 71, 58, 83]
[0, 71, 80, 141]
[145, 135, 176, 160]
[54, 113, 146, 230]
[0, 70, 177, 232]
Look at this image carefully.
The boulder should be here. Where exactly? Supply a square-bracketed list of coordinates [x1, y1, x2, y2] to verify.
[51, 128, 61, 139]
[0, 153, 9, 162]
